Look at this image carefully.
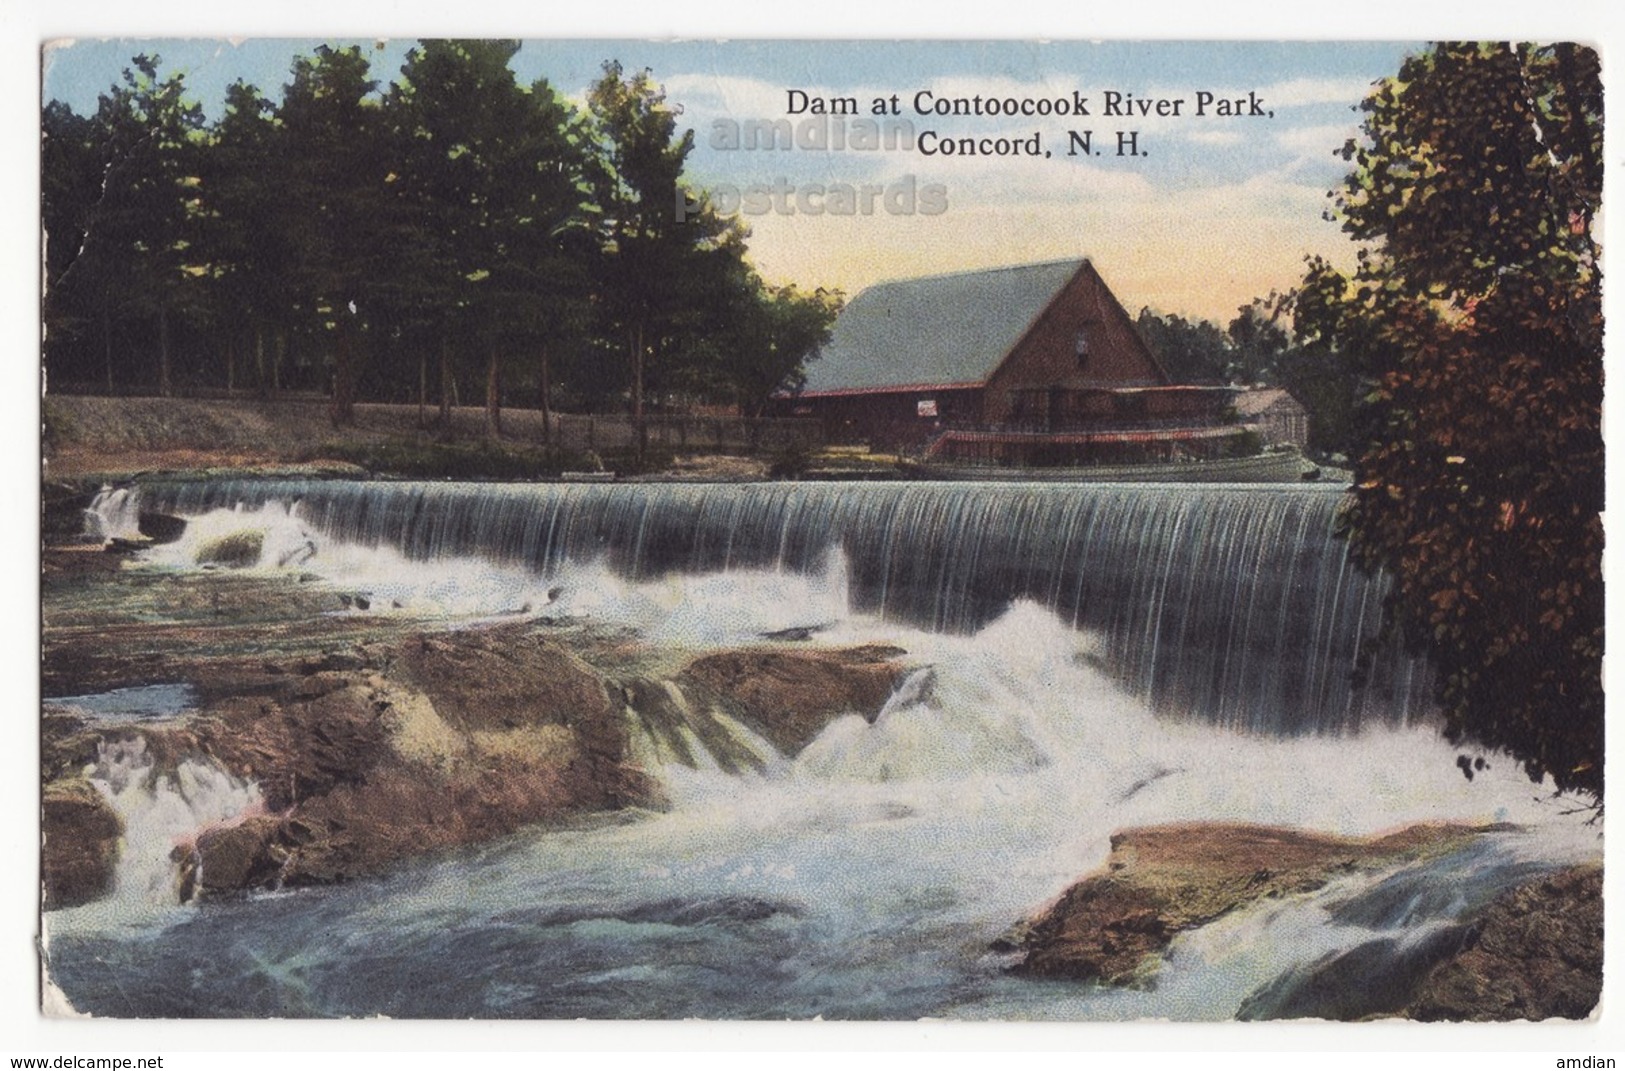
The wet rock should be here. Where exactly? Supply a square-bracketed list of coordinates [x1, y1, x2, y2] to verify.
[761, 624, 829, 642]
[41, 708, 101, 783]
[41, 779, 123, 910]
[676, 644, 911, 756]
[1009, 822, 1493, 987]
[195, 530, 265, 568]
[192, 815, 287, 897]
[154, 627, 656, 895]
[1239, 924, 1474, 1021]
[394, 627, 615, 734]
[137, 511, 187, 544]
[1404, 865, 1602, 1021]
[193, 686, 388, 813]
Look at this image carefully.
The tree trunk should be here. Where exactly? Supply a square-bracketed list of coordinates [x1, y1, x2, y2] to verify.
[539, 339, 552, 449]
[102, 309, 113, 394]
[226, 334, 237, 394]
[485, 334, 502, 438]
[158, 303, 172, 398]
[274, 331, 286, 393]
[418, 346, 428, 429]
[438, 331, 453, 429]
[632, 322, 646, 463]
[329, 317, 358, 427]
[254, 328, 268, 399]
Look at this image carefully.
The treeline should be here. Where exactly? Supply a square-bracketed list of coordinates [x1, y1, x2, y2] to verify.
[1134, 294, 1364, 460]
[41, 42, 840, 440]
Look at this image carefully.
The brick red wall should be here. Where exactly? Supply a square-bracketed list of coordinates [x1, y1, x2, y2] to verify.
[983, 262, 1167, 424]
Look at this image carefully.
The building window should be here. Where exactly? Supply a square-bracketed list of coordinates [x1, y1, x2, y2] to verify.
[1075, 328, 1090, 366]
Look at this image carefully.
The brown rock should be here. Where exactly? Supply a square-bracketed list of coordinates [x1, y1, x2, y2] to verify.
[194, 529, 265, 568]
[676, 644, 911, 756]
[41, 779, 123, 910]
[193, 685, 389, 813]
[1012, 822, 1492, 986]
[41, 709, 100, 783]
[1406, 864, 1602, 1021]
[394, 627, 615, 734]
[193, 815, 287, 896]
[169, 628, 654, 894]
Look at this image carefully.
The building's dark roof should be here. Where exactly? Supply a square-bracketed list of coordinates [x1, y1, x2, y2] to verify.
[800, 259, 1086, 396]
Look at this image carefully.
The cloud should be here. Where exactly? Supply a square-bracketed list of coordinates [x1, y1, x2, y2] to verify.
[1183, 129, 1246, 146]
[1274, 122, 1361, 156]
[1261, 76, 1382, 108]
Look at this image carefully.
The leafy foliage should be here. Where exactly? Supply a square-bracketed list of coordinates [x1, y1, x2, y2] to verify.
[1319, 43, 1603, 799]
[41, 46, 835, 434]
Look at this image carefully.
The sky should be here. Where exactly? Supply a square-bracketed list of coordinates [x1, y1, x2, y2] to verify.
[42, 37, 1421, 324]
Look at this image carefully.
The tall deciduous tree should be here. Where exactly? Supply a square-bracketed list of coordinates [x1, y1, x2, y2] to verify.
[1134, 308, 1229, 385]
[1323, 42, 1603, 799]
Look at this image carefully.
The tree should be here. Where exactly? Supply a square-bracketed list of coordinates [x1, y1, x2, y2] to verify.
[1134, 308, 1228, 384]
[588, 61, 722, 460]
[41, 100, 106, 388]
[44, 56, 207, 396]
[386, 42, 599, 436]
[715, 279, 841, 419]
[276, 45, 394, 425]
[1225, 294, 1291, 385]
[1322, 42, 1603, 799]
[198, 80, 298, 395]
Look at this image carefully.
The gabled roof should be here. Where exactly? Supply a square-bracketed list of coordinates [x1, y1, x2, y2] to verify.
[800, 259, 1087, 396]
[1233, 387, 1306, 417]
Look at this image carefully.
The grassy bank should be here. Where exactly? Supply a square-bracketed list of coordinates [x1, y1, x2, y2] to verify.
[40, 394, 791, 483]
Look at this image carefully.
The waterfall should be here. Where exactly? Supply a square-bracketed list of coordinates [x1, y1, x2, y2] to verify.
[134, 479, 1431, 735]
[83, 735, 263, 914]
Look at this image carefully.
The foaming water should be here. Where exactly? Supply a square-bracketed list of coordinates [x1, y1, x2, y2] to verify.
[54, 736, 263, 931]
[133, 479, 1425, 732]
[47, 479, 1597, 1020]
[45, 595, 1596, 1019]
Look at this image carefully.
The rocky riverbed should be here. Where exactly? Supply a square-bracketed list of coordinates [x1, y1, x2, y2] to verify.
[42, 547, 915, 906]
[1001, 821, 1601, 1021]
[40, 529, 1602, 1021]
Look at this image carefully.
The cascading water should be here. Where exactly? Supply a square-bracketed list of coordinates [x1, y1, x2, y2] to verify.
[45, 479, 1596, 1020]
[137, 479, 1428, 734]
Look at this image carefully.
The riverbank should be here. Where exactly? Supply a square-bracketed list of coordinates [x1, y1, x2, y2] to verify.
[42, 394, 843, 484]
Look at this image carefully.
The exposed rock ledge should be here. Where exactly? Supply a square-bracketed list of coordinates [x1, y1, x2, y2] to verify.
[1004, 822, 1497, 986]
[1404, 864, 1601, 1021]
[42, 625, 911, 904]
[1003, 821, 1600, 1022]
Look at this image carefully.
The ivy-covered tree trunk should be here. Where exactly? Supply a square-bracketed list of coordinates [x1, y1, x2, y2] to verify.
[631, 322, 646, 463]
[418, 348, 428, 429]
[254, 329, 268, 399]
[102, 309, 113, 394]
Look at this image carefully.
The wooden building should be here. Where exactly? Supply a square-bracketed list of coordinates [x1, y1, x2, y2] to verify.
[781, 258, 1243, 464]
[1233, 387, 1311, 449]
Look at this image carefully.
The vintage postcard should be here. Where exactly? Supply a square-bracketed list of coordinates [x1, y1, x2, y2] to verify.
[36, 35, 1603, 1031]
